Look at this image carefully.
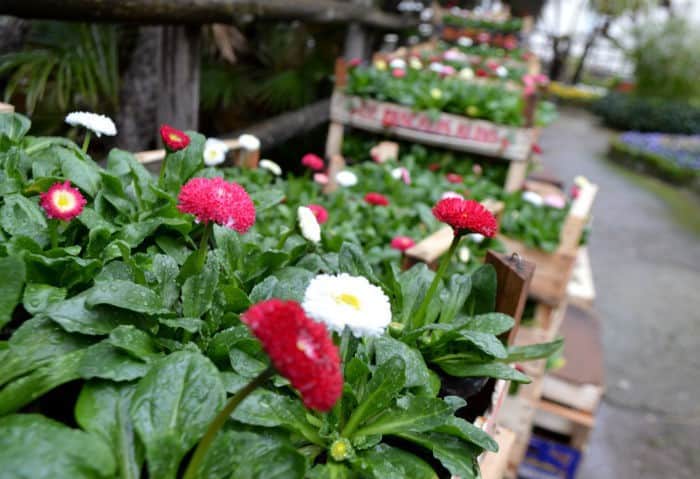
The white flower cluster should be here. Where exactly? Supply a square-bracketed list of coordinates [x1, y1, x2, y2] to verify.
[65, 112, 117, 137]
[203, 138, 229, 166]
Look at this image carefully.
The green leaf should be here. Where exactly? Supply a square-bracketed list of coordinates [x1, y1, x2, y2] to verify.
[47, 292, 146, 335]
[396, 263, 434, 326]
[268, 266, 314, 301]
[0, 194, 47, 244]
[21, 282, 66, 314]
[86, 280, 168, 314]
[75, 381, 143, 479]
[435, 416, 498, 452]
[227, 431, 306, 479]
[308, 463, 354, 479]
[503, 338, 564, 363]
[464, 313, 515, 335]
[438, 274, 471, 324]
[338, 242, 380, 286]
[374, 336, 431, 390]
[457, 331, 507, 359]
[163, 132, 205, 191]
[343, 356, 405, 437]
[158, 317, 205, 333]
[79, 341, 151, 382]
[352, 444, 436, 479]
[107, 325, 159, 361]
[58, 147, 101, 196]
[0, 255, 25, 327]
[151, 254, 180, 308]
[182, 256, 219, 317]
[354, 396, 452, 437]
[466, 265, 497, 315]
[130, 351, 225, 479]
[434, 361, 531, 383]
[0, 113, 31, 142]
[0, 414, 115, 479]
[250, 189, 286, 212]
[397, 432, 480, 479]
[24, 251, 102, 288]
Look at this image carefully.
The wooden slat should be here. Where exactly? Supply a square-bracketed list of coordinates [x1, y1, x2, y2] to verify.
[558, 182, 598, 255]
[567, 247, 595, 308]
[541, 376, 603, 414]
[536, 399, 596, 428]
[479, 427, 517, 479]
[135, 138, 242, 165]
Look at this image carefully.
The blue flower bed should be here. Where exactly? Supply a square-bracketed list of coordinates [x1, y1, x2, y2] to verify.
[619, 132, 700, 170]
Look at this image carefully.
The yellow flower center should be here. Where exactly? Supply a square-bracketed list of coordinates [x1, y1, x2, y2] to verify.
[430, 88, 442, 100]
[335, 293, 361, 310]
[53, 191, 76, 212]
[168, 133, 181, 142]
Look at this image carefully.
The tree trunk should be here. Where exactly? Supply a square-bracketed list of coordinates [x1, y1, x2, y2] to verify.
[0, 0, 417, 30]
[570, 18, 609, 85]
[0, 16, 28, 55]
[548, 35, 571, 82]
[157, 26, 200, 132]
[115, 26, 161, 152]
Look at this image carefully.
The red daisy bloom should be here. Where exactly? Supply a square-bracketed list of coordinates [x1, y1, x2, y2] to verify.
[428, 163, 442, 172]
[392, 68, 406, 78]
[177, 177, 255, 233]
[302, 153, 325, 171]
[390, 236, 415, 251]
[40, 181, 86, 221]
[532, 143, 543, 154]
[476, 68, 488, 78]
[432, 197, 498, 237]
[446, 173, 463, 184]
[307, 204, 329, 224]
[364, 192, 389, 206]
[241, 299, 343, 411]
[160, 124, 190, 152]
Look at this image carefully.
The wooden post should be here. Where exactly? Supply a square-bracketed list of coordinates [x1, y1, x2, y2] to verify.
[504, 161, 528, 193]
[323, 154, 346, 194]
[557, 182, 598, 255]
[485, 251, 536, 344]
[157, 25, 201, 131]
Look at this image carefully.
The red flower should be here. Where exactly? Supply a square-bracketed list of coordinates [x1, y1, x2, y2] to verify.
[364, 192, 389, 206]
[432, 198, 498, 237]
[570, 185, 581, 199]
[392, 68, 406, 78]
[446, 173, 463, 184]
[307, 204, 329, 224]
[313, 173, 329, 185]
[390, 236, 415, 251]
[302, 153, 325, 171]
[177, 177, 255, 233]
[532, 143, 543, 154]
[476, 68, 488, 78]
[241, 299, 343, 411]
[347, 58, 362, 68]
[428, 163, 441, 172]
[40, 181, 86, 221]
[160, 124, 190, 152]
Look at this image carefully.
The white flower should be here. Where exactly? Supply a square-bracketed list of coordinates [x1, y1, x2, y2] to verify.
[459, 68, 474, 80]
[458, 246, 471, 263]
[238, 133, 260, 151]
[441, 191, 464, 200]
[389, 58, 406, 70]
[203, 138, 229, 166]
[259, 159, 282, 176]
[574, 175, 591, 188]
[496, 66, 508, 78]
[409, 57, 423, 70]
[302, 273, 392, 337]
[297, 206, 321, 243]
[468, 233, 485, 244]
[335, 170, 358, 187]
[419, 8, 433, 21]
[391, 167, 411, 184]
[429, 62, 445, 73]
[443, 49, 466, 62]
[457, 37, 474, 48]
[522, 191, 544, 207]
[65, 111, 116, 137]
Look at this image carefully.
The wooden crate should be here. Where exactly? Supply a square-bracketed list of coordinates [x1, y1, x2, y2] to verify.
[478, 427, 517, 479]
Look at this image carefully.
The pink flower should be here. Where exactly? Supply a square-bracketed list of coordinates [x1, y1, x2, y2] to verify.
[433, 198, 498, 237]
[177, 177, 255, 233]
[390, 236, 415, 251]
[348, 58, 362, 68]
[532, 144, 543, 154]
[472, 164, 483, 176]
[364, 192, 389, 206]
[392, 68, 406, 78]
[440, 65, 456, 77]
[446, 173, 463, 184]
[307, 204, 329, 224]
[40, 181, 86, 221]
[544, 194, 566, 209]
[302, 153, 325, 171]
[313, 173, 329, 185]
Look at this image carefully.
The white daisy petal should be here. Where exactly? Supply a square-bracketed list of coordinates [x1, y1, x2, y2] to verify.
[335, 170, 358, 187]
[302, 273, 392, 338]
[65, 111, 117, 137]
[522, 191, 544, 207]
[298, 206, 321, 243]
[238, 133, 261, 151]
[203, 138, 229, 166]
[259, 159, 282, 176]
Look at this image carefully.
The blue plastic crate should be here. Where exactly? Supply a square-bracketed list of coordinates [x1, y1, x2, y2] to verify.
[518, 435, 581, 479]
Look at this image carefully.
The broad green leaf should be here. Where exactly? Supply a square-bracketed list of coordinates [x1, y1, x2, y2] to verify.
[374, 336, 431, 390]
[159, 317, 205, 333]
[0, 255, 25, 327]
[24, 251, 101, 288]
[0, 349, 85, 415]
[0, 194, 47, 244]
[86, 280, 168, 314]
[353, 396, 452, 437]
[396, 263, 434, 326]
[435, 416, 498, 452]
[47, 292, 146, 335]
[397, 431, 480, 479]
[466, 265, 497, 315]
[182, 256, 219, 317]
[21, 282, 66, 314]
[343, 356, 405, 437]
[503, 338, 564, 363]
[338, 242, 381, 286]
[130, 351, 225, 479]
[151, 254, 180, 308]
[464, 313, 515, 335]
[162, 132, 205, 191]
[250, 189, 285, 212]
[0, 113, 31, 142]
[352, 444, 436, 479]
[457, 331, 507, 359]
[249, 276, 278, 302]
[58, 147, 101, 196]
[438, 274, 471, 324]
[0, 414, 115, 479]
[307, 463, 354, 479]
[227, 431, 306, 479]
[79, 341, 151, 382]
[75, 381, 143, 479]
[434, 361, 531, 383]
[268, 266, 314, 301]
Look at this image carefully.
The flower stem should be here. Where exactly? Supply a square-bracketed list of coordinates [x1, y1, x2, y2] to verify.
[411, 234, 460, 330]
[81, 131, 92, 153]
[275, 227, 294, 250]
[158, 154, 168, 185]
[48, 220, 58, 249]
[195, 223, 213, 273]
[183, 367, 275, 479]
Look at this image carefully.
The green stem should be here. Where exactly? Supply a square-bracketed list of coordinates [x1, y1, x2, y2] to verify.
[411, 234, 460, 330]
[158, 154, 168, 185]
[195, 223, 213, 273]
[183, 367, 275, 479]
[81, 131, 92, 153]
[275, 227, 294, 250]
[48, 220, 58, 249]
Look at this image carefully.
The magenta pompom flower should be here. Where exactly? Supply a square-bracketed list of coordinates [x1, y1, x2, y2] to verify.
[307, 204, 329, 224]
[302, 153, 325, 171]
[177, 177, 255, 233]
[390, 236, 415, 251]
[40, 181, 86, 221]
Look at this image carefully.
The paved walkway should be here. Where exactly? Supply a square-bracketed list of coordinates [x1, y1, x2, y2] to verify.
[538, 107, 700, 479]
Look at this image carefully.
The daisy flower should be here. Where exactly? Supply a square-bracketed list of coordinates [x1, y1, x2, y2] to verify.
[430, 88, 443, 100]
[302, 153, 325, 171]
[391, 236, 415, 251]
[459, 68, 475, 80]
[65, 111, 116, 137]
[391, 167, 411, 185]
[522, 191, 544, 207]
[160, 124, 190, 152]
[306, 204, 329, 224]
[259, 159, 282, 176]
[457, 37, 473, 47]
[409, 57, 423, 70]
[241, 299, 342, 411]
[389, 58, 406, 69]
[313, 172, 329, 185]
[40, 181, 86, 221]
[335, 170, 358, 187]
[203, 138, 230, 166]
[364, 192, 389, 206]
[432, 197, 498, 237]
[392, 68, 406, 79]
[458, 246, 471, 263]
[238, 134, 260, 151]
[446, 173, 463, 184]
[177, 177, 255, 232]
[302, 273, 392, 338]
[544, 194, 566, 209]
[298, 206, 321, 243]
